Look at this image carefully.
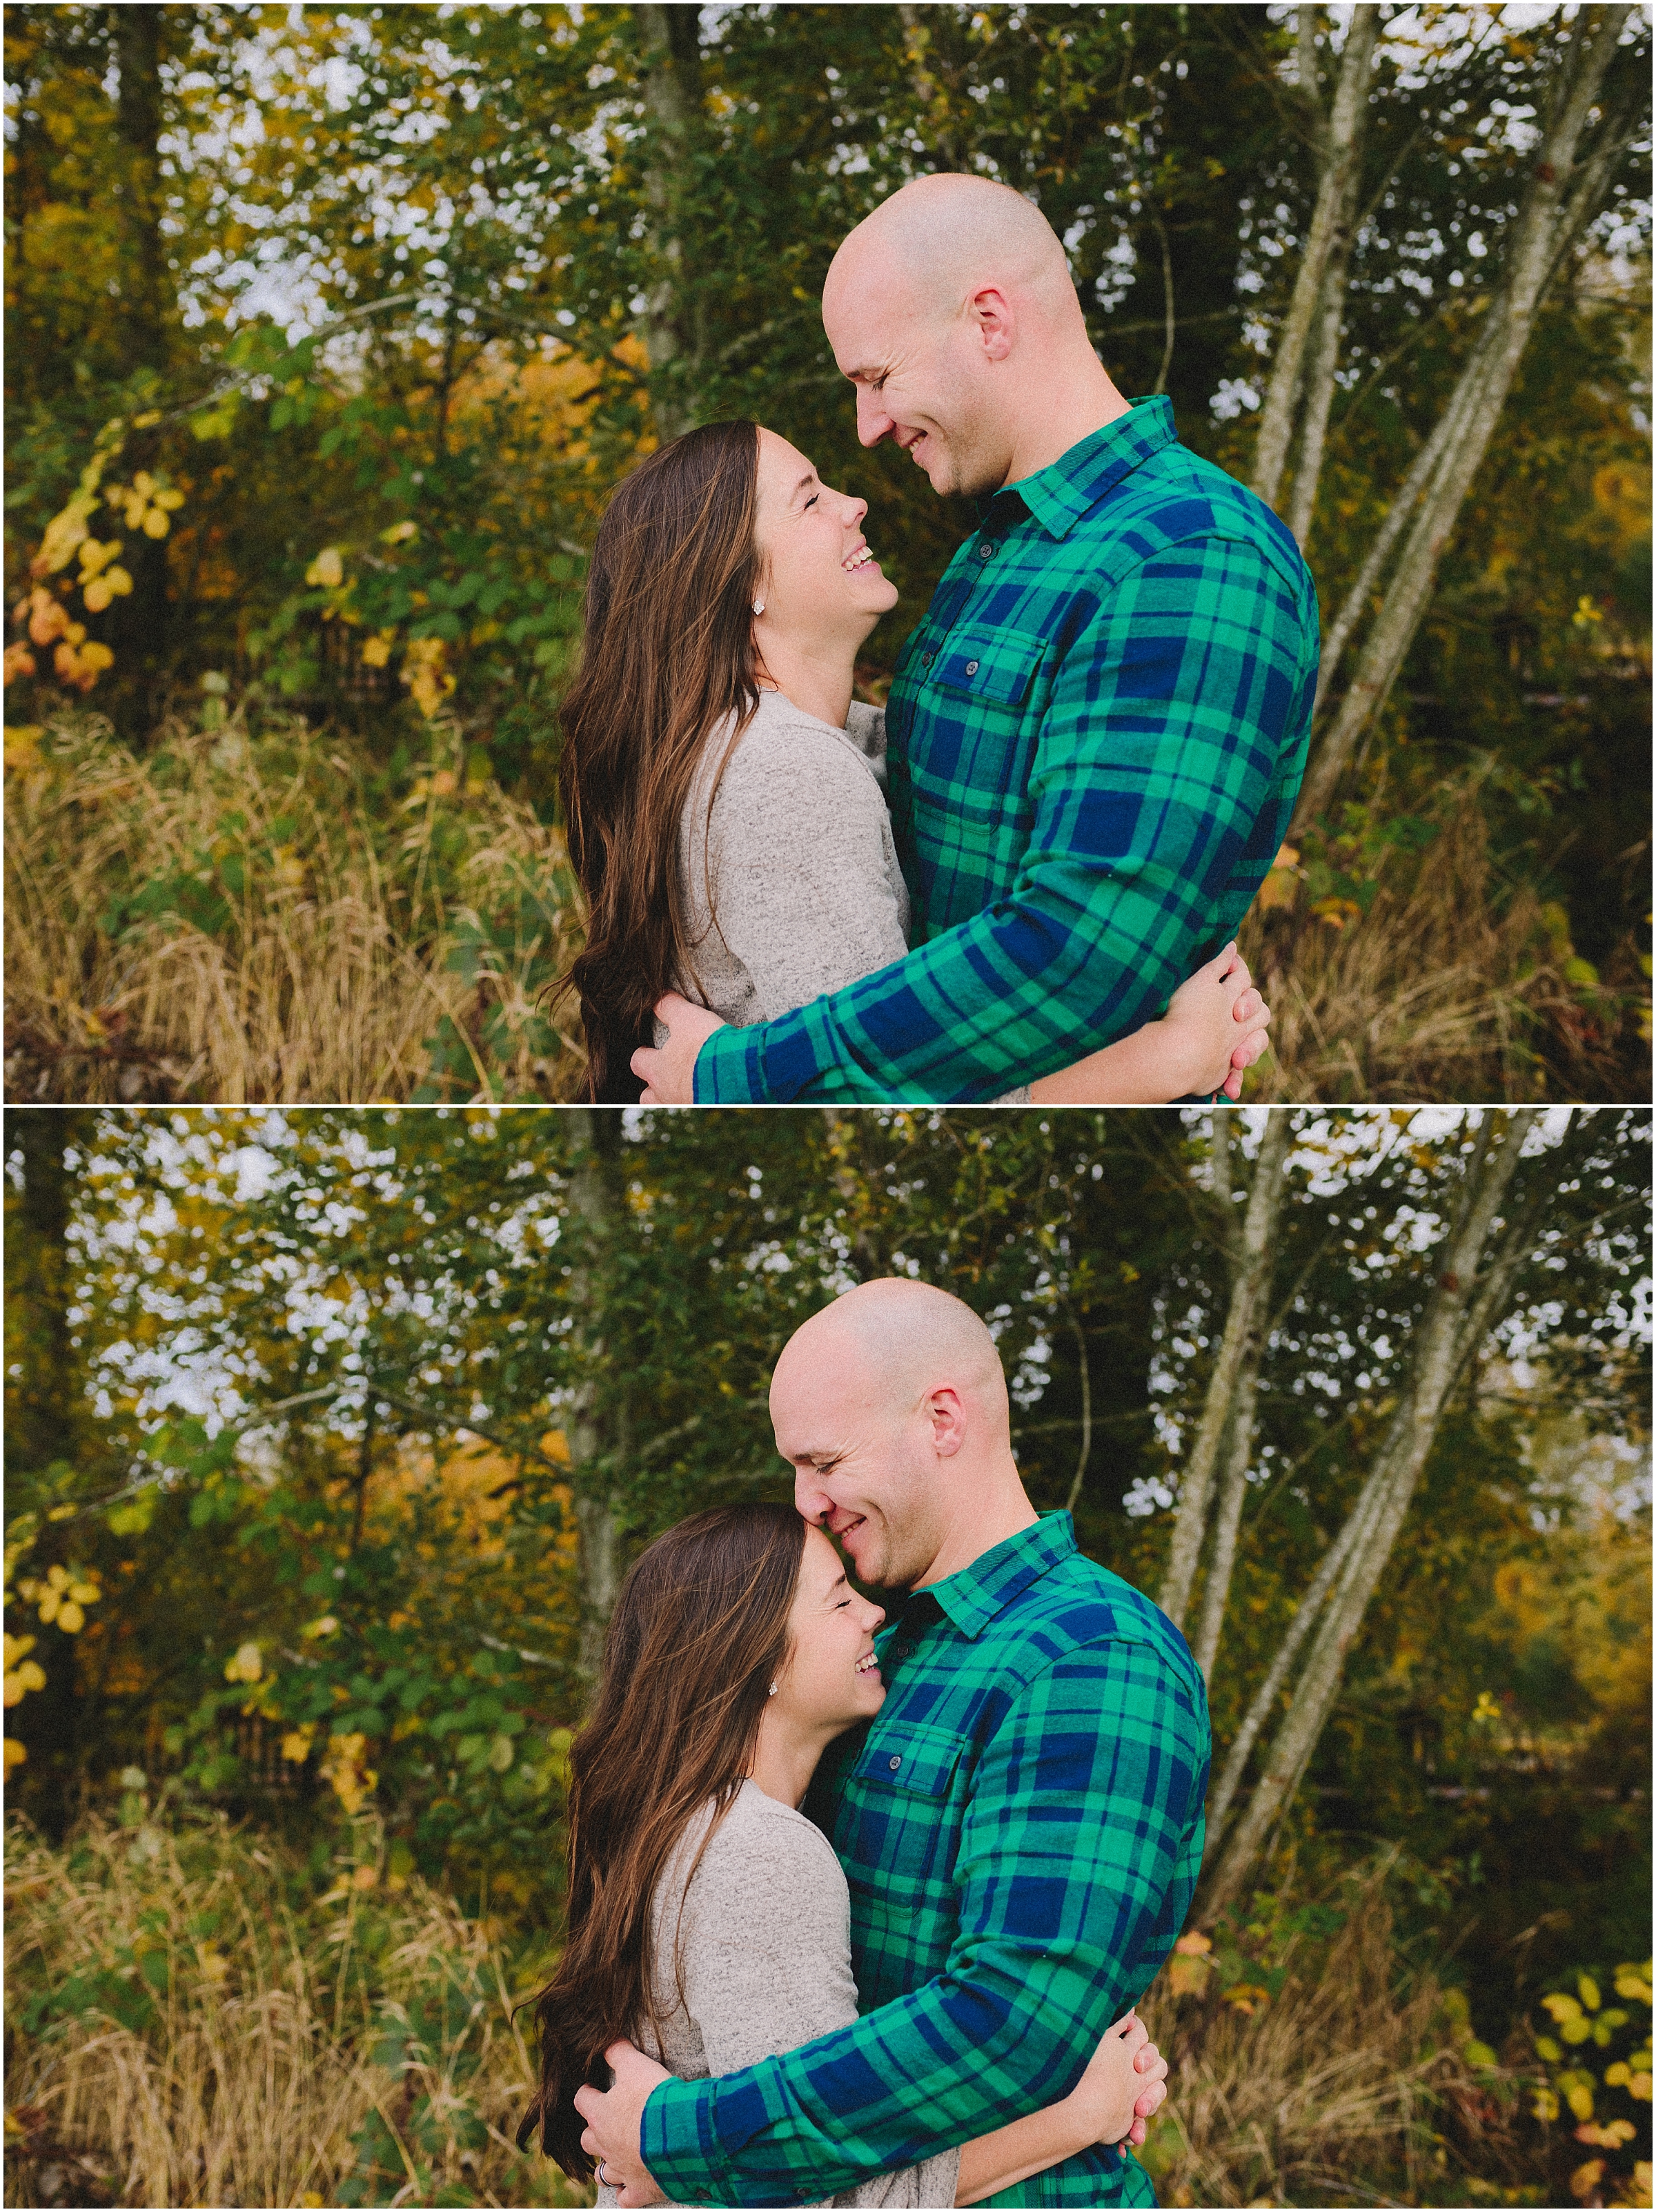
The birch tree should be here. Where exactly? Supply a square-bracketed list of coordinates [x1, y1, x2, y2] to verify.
[1293, 3, 1644, 824]
[1157, 1109, 1296, 1652]
[1200, 1106, 1545, 1915]
[1249, 6, 1383, 540]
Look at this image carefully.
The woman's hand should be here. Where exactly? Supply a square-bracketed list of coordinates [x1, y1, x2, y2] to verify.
[1161, 941, 1270, 1100]
[1027, 943, 1270, 1106]
[1064, 2011, 1170, 2155]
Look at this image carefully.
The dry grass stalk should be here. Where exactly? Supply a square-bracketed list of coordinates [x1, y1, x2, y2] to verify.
[4, 713, 586, 1105]
[1138, 1873, 1527, 2209]
[1241, 794, 1623, 1104]
[3, 1813, 584, 2209]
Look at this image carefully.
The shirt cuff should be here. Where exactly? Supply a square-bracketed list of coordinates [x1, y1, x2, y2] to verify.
[693, 1023, 769, 1103]
[641, 2075, 731, 2204]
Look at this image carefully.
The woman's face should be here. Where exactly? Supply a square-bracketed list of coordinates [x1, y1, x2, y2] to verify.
[773, 1524, 887, 1735]
[751, 428, 900, 654]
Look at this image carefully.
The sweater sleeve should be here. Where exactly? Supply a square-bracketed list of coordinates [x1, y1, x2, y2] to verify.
[675, 1798, 960, 2209]
[702, 719, 911, 1021]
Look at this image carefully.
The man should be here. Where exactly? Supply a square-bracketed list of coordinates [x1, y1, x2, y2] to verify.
[631, 171, 1318, 1106]
[575, 1278, 1211, 2208]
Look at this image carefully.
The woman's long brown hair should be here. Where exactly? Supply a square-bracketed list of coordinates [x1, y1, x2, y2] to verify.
[558, 422, 765, 1101]
[518, 1503, 807, 2180]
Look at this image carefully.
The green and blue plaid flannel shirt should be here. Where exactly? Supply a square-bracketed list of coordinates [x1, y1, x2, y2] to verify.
[693, 398, 1317, 1102]
[640, 1514, 1212, 2208]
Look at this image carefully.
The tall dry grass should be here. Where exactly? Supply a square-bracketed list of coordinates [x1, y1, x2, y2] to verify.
[3, 1812, 584, 2210]
[8, 1814, 1546, 2211]
[1137, 1868, 1535, 2209]
[4, 712, 586, 1105]
[1240, 787, 1637, 1104]
[6, 712, 1640, 1106]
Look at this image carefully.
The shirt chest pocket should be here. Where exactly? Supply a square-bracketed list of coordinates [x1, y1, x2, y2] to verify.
[847, 1724, 969, 1884]
[920, 624, 1047, 822]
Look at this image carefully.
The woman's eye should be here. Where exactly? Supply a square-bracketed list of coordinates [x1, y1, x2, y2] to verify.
[803, 493, 818, 510]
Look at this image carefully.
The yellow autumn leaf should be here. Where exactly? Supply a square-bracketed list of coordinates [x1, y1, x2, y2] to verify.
[82, 579, 114, 613]
[103, 566, 134, 598]
[77, 538, 122, 580]
[155, 488, 186, 511]
[306, 548, 344, 589]
[280, 1730, 313, 1763]
[382, 520, 417, 544]
[3, 1738, 26, 1777]
[141, 507, 172, 539]
[361, 632, 395, 668]
[224, 1641, 263, 1683]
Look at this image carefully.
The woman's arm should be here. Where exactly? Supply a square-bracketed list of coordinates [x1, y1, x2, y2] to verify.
[953, 2013, 1167, 2207]
[1029, 941, 1270, 1104]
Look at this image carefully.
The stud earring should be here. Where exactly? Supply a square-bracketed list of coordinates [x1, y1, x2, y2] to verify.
[753, 599, 765, 616]
[769, 1681, 778, 1696]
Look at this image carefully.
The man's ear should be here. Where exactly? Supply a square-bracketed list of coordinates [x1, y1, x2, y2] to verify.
[967, 284, 1016, 363]
[927, 1385, 968, 1458]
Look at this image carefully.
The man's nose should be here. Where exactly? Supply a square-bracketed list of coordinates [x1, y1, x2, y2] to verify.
[856, 391, 894, 449]
[794, 1471, 833, 1523]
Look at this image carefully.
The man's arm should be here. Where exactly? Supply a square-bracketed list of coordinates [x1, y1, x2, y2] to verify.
[692, 534, 1314, 1102]
[638, 1638, 1211, 2208]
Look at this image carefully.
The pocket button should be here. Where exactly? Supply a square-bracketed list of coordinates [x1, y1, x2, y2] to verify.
[888, 1755, 902, 1771]
[965, 660, 980, 676]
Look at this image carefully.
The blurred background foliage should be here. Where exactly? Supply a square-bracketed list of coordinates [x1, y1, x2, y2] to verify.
[3, 1104, 1650, 2206]
[2, 2, 1650, 1103]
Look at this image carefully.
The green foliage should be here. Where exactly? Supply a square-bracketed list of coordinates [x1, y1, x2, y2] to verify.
[1529, 1962, 1652, 2207]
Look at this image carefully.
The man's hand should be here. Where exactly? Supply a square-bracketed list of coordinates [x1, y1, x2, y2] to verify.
[630, 992, 727, 1104]
[573, 2039, 672, 2206]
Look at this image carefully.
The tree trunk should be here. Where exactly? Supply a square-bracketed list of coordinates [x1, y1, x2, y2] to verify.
[1293, 6, 1633, 825]
[564, 1107, 629, 1684]
[108, 3, 168, 372]
[1159, 1110, 1293, 1632]
[1250, 9, 1381, 511]
[1202, 1109, 1540, 1915]
[634, 3, 704, 441]
[4, 1108, 97, 1838]
[1190, 1351, 1260, 1682]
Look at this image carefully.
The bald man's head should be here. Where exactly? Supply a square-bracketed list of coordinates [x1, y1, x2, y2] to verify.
[826, 173, 1074, 328]
[822, 175, 1103, 498]
[771, 1279, 1019, 1589]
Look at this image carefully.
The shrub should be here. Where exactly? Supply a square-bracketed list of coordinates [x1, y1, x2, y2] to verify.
[3, 1810, 582, 2210]
[3, 709, 586, 1105]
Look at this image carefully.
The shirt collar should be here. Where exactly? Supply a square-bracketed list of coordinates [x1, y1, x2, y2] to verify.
[921, 1511, 1077, 1641]
[980, 395, 1178, 544]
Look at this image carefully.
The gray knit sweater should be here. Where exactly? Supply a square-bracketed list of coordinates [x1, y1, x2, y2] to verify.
[674, 688, 1029, 1104]
[595, 1780, 960, 2210]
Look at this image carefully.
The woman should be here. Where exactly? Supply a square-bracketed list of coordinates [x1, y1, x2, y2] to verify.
[558, 421, 1271, 1104]
[520, 1505, 1170, 2206]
